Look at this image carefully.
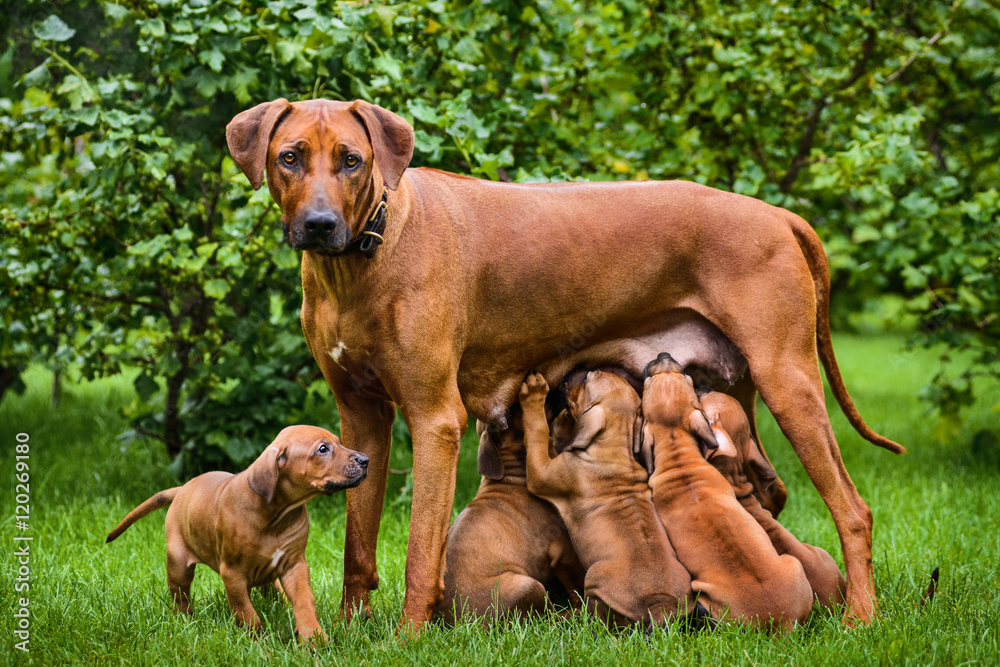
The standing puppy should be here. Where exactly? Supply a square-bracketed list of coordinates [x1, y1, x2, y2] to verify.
[107, 426, 368, 644]
[435, 405, 584, 624]
[520, 370, 697, 629]
[699, 389, 847, 608]
[641, 354, 813, 633]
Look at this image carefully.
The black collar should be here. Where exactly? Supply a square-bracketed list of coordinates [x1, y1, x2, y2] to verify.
[344, 183, 389, 259]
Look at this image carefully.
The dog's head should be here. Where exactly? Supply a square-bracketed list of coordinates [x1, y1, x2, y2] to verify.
[246, 425, 368, 504]
[476, 406, 526, 481]
[640, 353, 718, 461]
[698, 389, 782, 512]
[558, 370, 641, 469]
[226, 99, 414, 256]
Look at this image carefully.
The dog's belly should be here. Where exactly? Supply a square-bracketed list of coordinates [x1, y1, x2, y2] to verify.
[458, 311, 746, 426]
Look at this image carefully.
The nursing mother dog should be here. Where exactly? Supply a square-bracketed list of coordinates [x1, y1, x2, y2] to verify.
[226, 97, 903, 633]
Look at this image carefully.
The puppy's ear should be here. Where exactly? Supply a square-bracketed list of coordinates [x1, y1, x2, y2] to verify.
[349, 100, 414, 190]
[247, 445, 286, 503]
[633, 411, 654, 476]
[550, 409, 575, 454]
[565, 405, 606, 451]
[226, 99, 292, 190]
[707, 425, 738, 460]
[746, 438, 778, 485]
[689, 409, 719, 456]
[477, 429, 504, 480]
[640, 423, 655, 475]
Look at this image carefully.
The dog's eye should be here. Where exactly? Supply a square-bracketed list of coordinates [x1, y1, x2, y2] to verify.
[317, 442, 329, 454]
[281, 152, 297, 166]
[345, 155, 359, 168]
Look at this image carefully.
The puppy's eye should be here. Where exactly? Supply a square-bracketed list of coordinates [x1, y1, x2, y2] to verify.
[345, 155, 359, 168]
[281, 152, 297, 166]
[317, 442, 329, 454]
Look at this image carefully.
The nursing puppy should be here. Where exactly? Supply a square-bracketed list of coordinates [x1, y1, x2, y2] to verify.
[436, 405, 585, 624]
[699, 389, 847, 608]
[107, 426, 368, 644]
[520, 370, 697, 629]
[641, 354, 813, 632]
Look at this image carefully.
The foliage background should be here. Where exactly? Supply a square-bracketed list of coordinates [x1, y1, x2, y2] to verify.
[1, 0, 997, 474]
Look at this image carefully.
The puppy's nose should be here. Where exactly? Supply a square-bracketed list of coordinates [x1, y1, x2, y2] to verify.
[302, 211, 341, 239]
[353, 453, 369, 469]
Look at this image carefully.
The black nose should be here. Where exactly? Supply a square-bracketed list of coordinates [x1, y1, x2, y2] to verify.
[354, 453, 369, 468]
[302, 211, 341, 239]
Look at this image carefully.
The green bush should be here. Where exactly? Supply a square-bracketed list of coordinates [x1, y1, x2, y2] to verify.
[2, 0, 996, 474]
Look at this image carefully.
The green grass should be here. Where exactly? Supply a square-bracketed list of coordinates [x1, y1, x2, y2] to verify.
[1, 334, 998, 665]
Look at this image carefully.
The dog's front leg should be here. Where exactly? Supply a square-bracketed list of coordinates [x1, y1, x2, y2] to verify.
[220, 566, 262, 635]
[398, 393, 468, 635]
[279, 559, 327, 646]
[335, 390, 395, 621]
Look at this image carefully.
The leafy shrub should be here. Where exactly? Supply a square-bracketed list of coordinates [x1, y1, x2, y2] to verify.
[2, 0, 996, 474]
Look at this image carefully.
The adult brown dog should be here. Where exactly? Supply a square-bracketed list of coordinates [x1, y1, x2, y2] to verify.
[435, 406, 584, 624]
[640, 354, 813, 632]
[700, 389, 847, 608]
[225, 98, 903, 632]
[520, 370, 697, 629]
[106, 426, 368, 644]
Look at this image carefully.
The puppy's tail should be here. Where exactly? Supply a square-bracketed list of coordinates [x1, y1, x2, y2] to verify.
[788, 213, 906, 454]
[106, 487, 181, 543]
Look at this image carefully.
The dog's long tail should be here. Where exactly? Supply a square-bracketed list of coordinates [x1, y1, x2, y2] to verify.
[788, 213, 906, 454]
[106, 487, 181, 543]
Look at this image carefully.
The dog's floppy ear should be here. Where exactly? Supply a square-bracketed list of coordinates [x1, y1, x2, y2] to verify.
[566, 405, 606, 451]
[707, 425, 738, 460]
[640, 423, 655, 474]
[349, 100, 414, 191]
[247, 445, 287, 503]
[551, 409, 575, 454]
[477, 427, 504, 480]
[633, 410, 654, 476]
[689, 409, 719, 456]
[746, 437, 778, 486]
[226, 98, 292, 190]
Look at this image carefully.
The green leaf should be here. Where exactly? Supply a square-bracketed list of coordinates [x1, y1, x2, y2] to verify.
[134, 372, 159, 401]
[21, 62, 52, 87]
[373, 54, 403, 81]
[199, 49, 226, 73]
[203, 279, 231, 300]
[140, 18, 166, 39]
[34, 15, 76, 42]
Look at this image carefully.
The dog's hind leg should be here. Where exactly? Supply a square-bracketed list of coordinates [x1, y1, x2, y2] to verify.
[703, 260, 879, 625]
[166, 544, 196, 616]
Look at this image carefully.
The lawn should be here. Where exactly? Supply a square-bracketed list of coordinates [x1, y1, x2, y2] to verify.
[1, 334, 998, 666]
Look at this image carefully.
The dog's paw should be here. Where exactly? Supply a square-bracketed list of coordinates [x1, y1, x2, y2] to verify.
[519, 371, 549, 404]
[298, 626, 329, 649]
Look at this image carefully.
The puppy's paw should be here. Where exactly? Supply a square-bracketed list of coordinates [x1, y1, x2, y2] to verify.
[298, 626, 328, 649]
[519, 371, 549, 405]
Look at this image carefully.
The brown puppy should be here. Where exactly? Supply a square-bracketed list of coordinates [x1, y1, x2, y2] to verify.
[519, 370, 697, 629]
[226, 98, 902, 631]
[699, 389, 847, 608]
[106, 426, 368, 644]
[435, 405, 585, 624]
[641, 354, 813, 632]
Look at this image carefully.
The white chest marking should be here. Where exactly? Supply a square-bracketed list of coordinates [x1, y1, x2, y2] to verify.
[270, 549, 285, 569]
[327, 342, 348, 370]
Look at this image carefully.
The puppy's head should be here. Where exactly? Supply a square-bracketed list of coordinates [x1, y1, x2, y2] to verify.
[476, 406, 525, 480]
[699, 389, 781, 507]
[247, 425, 368, 503]
[641, 353, 718, 457]
[561, 371, 640, 464]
